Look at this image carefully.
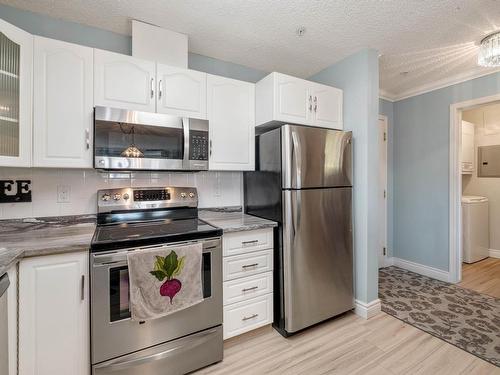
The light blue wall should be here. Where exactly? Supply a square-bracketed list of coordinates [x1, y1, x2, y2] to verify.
[0, 3, 132, 54]
[189, 53, 267, 83]
[393, 72, 500, 271]
[310, 49, 380, 303]
[0, 3, 266, 83]
[379, 99, 394, 257]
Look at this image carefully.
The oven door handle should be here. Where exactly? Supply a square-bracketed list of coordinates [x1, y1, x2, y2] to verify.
[93, 327, 218, 372]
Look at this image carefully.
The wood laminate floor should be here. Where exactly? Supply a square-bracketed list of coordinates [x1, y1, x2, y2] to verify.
[460, 257, 500, 298]
[195, 312, 500, 375]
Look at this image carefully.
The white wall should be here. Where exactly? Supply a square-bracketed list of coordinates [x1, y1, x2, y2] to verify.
[463, 104, 500, 252]
[0, 169, 242, 219]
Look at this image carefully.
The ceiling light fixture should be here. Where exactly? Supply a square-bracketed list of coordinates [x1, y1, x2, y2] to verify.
[478, 31, 500, 67]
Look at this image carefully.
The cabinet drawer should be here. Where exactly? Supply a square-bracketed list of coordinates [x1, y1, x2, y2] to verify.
[223, 228, 273, 257]
[223, 271, 273, 306]
[223, 294, 273, 340]
[223, 249, 273, 281]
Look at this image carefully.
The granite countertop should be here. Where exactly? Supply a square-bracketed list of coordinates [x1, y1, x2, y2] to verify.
[0, 215, 96, 275]
[199, 208, 277, 233]
[0, 209, 278, 275]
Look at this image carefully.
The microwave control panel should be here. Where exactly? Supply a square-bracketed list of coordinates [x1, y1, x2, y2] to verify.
[189, 130, 209, 161]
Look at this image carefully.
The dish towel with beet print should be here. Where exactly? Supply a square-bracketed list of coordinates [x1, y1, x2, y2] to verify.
[127, 242, 204, 321]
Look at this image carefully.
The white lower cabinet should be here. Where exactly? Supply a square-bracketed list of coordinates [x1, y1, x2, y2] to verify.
[19, 252, 89, 375]
[7, 266, 18, 375]
[222, 228, 274, 339]
[223, 294, 273, 339]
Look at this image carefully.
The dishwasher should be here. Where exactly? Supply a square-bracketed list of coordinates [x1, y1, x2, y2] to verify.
[0, 272, 10, 375]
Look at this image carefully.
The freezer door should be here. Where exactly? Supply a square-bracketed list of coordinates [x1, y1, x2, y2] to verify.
[282, 188, 353, 333]
[282, 125, 352, 189]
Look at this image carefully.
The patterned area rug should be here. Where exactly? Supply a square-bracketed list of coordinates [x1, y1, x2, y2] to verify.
[379, 266, 500, 367]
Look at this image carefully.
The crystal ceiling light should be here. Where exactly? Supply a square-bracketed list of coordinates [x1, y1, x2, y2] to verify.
[478, 31, 500, 67]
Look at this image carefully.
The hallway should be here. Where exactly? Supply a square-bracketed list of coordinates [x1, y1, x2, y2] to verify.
[460, 258, 500, 298]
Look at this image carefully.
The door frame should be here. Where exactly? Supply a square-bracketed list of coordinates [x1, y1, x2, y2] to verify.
[449, 93, 500, 283]
[378, 115, 389, 268]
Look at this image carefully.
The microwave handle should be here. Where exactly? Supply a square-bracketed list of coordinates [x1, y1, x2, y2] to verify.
[183, 118, 190, 165]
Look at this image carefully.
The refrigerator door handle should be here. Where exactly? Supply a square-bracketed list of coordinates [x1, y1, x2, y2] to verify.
[295, 190, 302, 231]
[291, 131, 302, 189]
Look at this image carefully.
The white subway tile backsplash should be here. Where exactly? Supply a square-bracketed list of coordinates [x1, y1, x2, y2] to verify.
[0, 168, 243, 219]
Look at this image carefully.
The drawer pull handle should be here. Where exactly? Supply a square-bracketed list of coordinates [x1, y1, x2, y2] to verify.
[242, 286, 258, 292]
[242, 240, 259, 246]
[242, 263, 258, 269]
[242, 313, 258, 321]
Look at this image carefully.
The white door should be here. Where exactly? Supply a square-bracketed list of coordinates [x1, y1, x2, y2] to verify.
[0, 19, 33, 167]
[311, 84, 343, 129]
[207, 74, 255, 171]
[378, 116, 388, 268]
[33, 37, 93, 168]
[156, 64, 207, 119]
[94, 49, 156, 112]
[274, 73, 311, 125]
[19, 252, 89, 375]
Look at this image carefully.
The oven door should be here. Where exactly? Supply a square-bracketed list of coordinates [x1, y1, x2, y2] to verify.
[90, 237, 222, 365]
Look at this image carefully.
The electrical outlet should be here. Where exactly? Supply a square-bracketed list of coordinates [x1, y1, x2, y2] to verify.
[57, 185, 71, 203]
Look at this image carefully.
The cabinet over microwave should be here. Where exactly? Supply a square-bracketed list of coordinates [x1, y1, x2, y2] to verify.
[94, 106, 209, 171]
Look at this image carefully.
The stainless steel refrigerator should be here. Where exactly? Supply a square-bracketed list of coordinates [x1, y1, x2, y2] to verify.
[244, 124, 354, 336]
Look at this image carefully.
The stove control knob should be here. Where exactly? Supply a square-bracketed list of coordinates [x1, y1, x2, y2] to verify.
[189, 192, 195, 198]
[113, 193, 121, 201]
[123, 193, 130, 200]
[102, 193, 111, 202]
[180, 192, 187, 199]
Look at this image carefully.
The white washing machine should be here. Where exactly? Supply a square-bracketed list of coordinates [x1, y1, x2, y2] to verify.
[462, 195, 489, 263]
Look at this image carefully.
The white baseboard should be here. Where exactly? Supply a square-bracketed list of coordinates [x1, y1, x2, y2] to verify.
[392, 257, 450, 282]
[489, 249, 500, 259]
[383, 257, 394, 267]
[354, 299, 381, 319]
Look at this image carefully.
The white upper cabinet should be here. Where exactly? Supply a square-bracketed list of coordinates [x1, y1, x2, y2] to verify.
[33, 36, 93, 168]
[275, 73, 310, 124]
[461, 121, 475, 174]
[19, 252, 89, 375]
[207, 74, 255, 171]
[156, 64, 207, 119]
[94, 49, 156, 112]
[0, 19, 33, 167]
[256, 72, 343, 130]
[310, 84, 343, 129]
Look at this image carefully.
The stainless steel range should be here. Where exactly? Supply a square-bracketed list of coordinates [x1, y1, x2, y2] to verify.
[90, 187, 223, 375]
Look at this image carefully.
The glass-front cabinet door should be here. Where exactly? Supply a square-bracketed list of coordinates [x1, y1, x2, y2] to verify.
[0, 19, 32, 167]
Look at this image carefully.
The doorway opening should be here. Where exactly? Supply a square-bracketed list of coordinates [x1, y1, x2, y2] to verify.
[450, 94, 500, 298]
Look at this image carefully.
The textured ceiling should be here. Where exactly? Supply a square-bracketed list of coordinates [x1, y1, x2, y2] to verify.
[2, 0, 500, 99]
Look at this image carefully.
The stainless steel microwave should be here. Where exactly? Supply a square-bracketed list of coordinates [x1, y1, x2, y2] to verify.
[94, 106, 209, 171]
